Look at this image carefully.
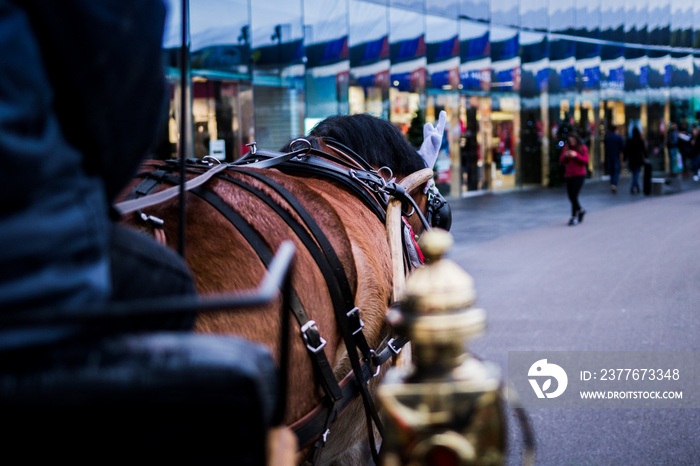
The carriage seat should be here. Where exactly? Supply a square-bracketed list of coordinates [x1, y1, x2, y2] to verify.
[0, 332, 279, 463]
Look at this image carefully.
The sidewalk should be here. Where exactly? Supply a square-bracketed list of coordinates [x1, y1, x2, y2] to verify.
[446, 176, 700, 466]
[446, 173, 700, 252]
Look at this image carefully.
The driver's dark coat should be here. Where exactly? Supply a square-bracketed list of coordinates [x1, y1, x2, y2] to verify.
[0, 0, 167, 312]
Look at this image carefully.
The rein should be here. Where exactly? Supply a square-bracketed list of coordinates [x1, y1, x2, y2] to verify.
[114, 163, 227, 215]
[115, 148, 426, 465]
[232, 142, 432, 233]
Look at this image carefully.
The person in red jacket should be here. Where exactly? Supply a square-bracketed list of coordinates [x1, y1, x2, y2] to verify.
[559, 131, 590, 226]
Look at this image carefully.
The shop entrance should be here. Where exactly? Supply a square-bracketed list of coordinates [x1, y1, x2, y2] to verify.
[426, 92, 460, 197]
[458, 95, 490, 193]
[390, 87, 421, 134]
[195, 78, 254, 162]
[647, 101, 669, 172]
[490, 94, 519, 191]
[350, 83, 388, 119]
[575, 96, 598, 177]
[153, 78, 253, 163]
[600, 99, 625, 176]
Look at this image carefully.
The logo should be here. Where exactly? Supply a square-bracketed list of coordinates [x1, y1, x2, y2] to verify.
[528, 359, 568, 399]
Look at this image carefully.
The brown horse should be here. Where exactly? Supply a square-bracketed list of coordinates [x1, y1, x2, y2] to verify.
[118, 113, 447, 465]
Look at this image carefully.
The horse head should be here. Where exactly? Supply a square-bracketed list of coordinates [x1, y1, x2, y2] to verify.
[288, 113, 451, 238]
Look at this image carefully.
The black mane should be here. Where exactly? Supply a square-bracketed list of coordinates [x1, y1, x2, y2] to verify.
[282, 113, 428, 176]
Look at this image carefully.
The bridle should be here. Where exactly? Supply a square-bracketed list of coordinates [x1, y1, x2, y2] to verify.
[424, 179, 452, 232]
[116, 141, 451, 465]
[236, 138, 435, 231]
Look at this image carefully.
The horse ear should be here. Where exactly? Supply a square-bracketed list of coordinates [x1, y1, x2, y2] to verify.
[418, 111, 447, 169]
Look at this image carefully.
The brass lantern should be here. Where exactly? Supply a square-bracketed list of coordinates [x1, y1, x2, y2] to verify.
[379, 229, 506, 466]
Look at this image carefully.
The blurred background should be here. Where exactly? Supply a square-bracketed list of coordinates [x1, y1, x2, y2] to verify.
[157, 0, 699, 197]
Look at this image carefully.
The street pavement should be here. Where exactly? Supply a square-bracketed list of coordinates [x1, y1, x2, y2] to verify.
[443, 174, 700, 465]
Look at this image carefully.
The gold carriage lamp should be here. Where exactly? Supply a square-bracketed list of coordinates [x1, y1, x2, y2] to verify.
[380, 229, 506, 466]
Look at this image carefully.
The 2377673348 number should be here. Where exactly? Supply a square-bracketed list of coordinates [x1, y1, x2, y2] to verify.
[599, 369, 680, 381]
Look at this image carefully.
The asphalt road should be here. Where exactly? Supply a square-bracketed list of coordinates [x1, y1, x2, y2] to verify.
[444, 176, 700, 465]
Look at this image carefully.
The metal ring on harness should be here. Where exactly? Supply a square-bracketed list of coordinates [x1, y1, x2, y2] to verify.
[377, 166, 394, 182]
[290, 138, 312, 159]
[202, 155, 222, 164]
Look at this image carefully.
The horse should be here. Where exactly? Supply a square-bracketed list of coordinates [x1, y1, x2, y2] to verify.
[118, 112, 450, 465]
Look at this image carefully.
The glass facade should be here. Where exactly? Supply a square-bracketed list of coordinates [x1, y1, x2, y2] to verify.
[159, 0, 700, 196]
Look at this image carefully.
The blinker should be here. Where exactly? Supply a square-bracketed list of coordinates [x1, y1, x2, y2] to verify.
[427, 185, 452, 231]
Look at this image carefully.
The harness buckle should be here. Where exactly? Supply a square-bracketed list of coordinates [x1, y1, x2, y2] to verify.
[245, 141, 257, 155]
[301, 320, 327, 353]
[346, 307, 365, 336]
[388, 337, 402, 355]
[322, 429, 330, 443]
[369, 349, 382, 378]
[139, 212, 165, 228]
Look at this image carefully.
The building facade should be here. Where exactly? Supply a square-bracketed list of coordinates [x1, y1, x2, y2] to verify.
[158, 0, 700, 197]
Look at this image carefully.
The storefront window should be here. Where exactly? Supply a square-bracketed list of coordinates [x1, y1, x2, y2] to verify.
[458, 21, 490, 92]
[460, 0, 490, 22]
[458, 17, 490, 190]
[157, 0, 700, 189]
[520, 0, 546, 32]
[490, 24, 520, 190]
[548, 0, 577, 183]
[520, 30, 548, 185]
[155, 0, 184, 161]
[459, 96, 490, 192]
[490, 0, 518, 28]
[389, 6, 426, 131]
[491, 96, 520, 189]
[349, 0, 390, 118]
[185, 0, 251, 161]
[426, 9, 461, 196]
[190, 0, 251, 79]
[188, 79, 251, 161]
[251, 0, 305, 149]
[304, 0, 350, 130]
[426, 92, 460, 196]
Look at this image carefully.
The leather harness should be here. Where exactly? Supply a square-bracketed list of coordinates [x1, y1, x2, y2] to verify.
[119, 144, 424, 465]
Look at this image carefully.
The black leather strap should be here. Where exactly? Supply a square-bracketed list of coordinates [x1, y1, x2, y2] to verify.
[234, 147, 310, 169]
[274, 157, 388, 223]
[187, 184, 344, 407]
[322, 137, 375, 171]
[371, 335, 409, 367]
[301, 403, 337, 466]
[115, 164, 227, 215]
[133, 167, 348, 438]
[229, 169, 378, 366]
[121, 161, 405, 464]
[229, 168, 384, 463]
[292, 363, 375, 448]
[127, 168, 171, 199]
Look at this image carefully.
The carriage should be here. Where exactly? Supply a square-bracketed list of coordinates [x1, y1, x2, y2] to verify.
[0, 115, 534, 464]
[0, 2, 532, 457]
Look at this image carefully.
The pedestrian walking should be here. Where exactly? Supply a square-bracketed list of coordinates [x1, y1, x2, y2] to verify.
[604, 125, 624, 193]
[559, 131, 589, 226]
[691, 126, 700, 182]
[626, 127, 647, 194]
[667, 122, 682, 175]
[678, 124, 693, 176]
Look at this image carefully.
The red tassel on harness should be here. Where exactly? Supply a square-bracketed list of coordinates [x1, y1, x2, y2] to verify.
[402, 217, 424, 268]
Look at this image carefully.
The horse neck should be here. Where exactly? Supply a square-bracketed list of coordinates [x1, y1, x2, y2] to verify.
[315, 140, 429, 235]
